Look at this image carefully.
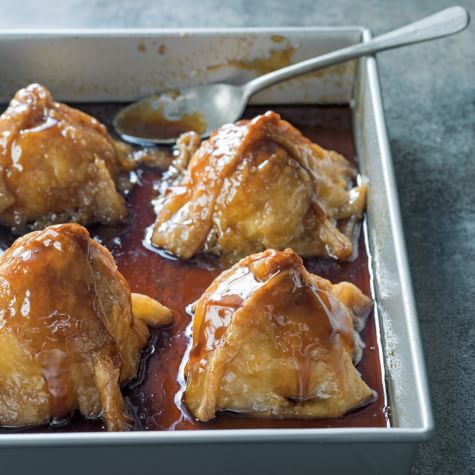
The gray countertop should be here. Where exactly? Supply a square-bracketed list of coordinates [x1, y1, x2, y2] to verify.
[1, 0, 474, 473]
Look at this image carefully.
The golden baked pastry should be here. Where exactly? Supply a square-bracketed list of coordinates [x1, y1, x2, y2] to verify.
[184, 248, 373, 422]
[0, 83, 166, 232]
[152, 111, 366, 263]
[0, 223, 172, 430]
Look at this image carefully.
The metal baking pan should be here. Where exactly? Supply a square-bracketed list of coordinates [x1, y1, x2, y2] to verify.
[0, 28, 433, 474]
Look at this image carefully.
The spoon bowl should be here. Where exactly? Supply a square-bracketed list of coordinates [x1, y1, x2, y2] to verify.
[114, 84, 247, 145]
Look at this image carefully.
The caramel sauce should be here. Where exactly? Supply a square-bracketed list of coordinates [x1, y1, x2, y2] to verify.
[0, 105, 389, 433]
[116, 102, 207, 140]
[192, 265, 261, 352]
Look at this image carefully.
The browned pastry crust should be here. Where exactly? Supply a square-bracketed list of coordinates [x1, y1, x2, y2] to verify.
[0, 223, 172, 430]
[0, 84, 169, 232]
[184, 248, 373, 422]
[152, 111, 366, 263]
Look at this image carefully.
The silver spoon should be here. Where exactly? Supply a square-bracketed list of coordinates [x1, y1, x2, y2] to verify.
[114, 6, 469, 145]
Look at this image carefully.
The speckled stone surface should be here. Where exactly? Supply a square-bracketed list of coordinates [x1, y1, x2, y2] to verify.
[2, 0, 474, 473]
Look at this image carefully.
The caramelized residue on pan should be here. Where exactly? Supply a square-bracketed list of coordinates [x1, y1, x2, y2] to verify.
[206, 47, 295, 75]
[0, 105, 389, 433]
[271, 35, 286, 43]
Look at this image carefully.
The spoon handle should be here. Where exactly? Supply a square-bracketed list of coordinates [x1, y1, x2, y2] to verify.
[243, 6, 470, 99]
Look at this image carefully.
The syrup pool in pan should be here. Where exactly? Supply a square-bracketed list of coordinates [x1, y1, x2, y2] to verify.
[0, 105, 390, 432]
